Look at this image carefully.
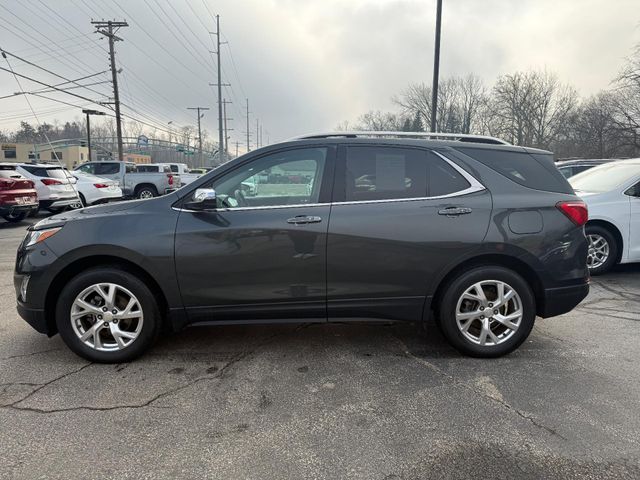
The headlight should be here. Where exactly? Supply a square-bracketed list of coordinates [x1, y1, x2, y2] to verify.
[23, 227, 62, 247]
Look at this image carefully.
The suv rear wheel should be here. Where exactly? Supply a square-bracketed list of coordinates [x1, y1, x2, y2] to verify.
[585, 224, 617, 275]
[437, 266, 536, 357]
[56, 267, 161, 363]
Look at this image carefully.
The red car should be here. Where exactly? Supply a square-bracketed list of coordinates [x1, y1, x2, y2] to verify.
[0, 164, 38, 223]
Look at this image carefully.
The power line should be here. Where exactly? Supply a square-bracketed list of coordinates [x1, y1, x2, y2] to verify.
[0, 47, 110, 99]
[0, 65, 106, 105]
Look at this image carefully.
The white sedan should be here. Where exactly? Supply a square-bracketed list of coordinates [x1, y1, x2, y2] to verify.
[569, 159, 640, 274]
[72, 172, 123, 207]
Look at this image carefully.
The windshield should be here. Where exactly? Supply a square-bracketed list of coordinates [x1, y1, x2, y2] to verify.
[569, 162, 640, 193]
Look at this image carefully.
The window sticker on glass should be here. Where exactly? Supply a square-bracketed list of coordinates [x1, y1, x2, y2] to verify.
[375, 154, 406, 191]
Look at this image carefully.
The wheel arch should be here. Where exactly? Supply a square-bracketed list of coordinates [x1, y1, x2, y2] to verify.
[44, 255, 169, 336]
[429, 254, 545, 318]
[586, 219, 624, 264]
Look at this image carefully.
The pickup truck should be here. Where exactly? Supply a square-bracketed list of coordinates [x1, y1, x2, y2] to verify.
[74, 161, 180, 199]
[154, 163, 202, 185]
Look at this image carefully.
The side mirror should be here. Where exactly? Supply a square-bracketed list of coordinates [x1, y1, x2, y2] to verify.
[184, 188, 217, 210]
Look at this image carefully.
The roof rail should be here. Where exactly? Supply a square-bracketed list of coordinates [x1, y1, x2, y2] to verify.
[292, 131, 510, 145]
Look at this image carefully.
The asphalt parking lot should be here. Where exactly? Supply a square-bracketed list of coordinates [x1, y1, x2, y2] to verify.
[0, 215, 639, 480]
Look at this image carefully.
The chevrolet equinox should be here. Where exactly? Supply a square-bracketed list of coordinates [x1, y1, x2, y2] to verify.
[15, 132, 590, 362]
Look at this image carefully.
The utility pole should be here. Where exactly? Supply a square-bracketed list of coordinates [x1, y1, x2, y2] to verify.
[235, 141, 239, 157]
[256, 118, 260, 149]
[222, 99, 233, 157]
[209, 16, 228, 164]
[187, 106, 209, 167]
[245, 98, 251, 152]
[260, 123, 263, 148]
[92, 19, 128, 161]
[82, 109, 106, 162]
[430, 0, 443, 133]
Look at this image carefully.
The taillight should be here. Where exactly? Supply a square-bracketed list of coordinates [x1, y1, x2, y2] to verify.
[0, 178, 13, 190]
[93, 183, 109, 188]
[167, 174, 174, 186]
[556, 201, 588, 226]
[41, 179, 63, 186]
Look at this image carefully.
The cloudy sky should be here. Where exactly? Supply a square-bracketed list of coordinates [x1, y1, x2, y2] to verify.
[0, 0, 639, 151]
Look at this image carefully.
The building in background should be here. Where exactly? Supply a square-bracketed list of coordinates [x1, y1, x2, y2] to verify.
[0, 142, 88, 168]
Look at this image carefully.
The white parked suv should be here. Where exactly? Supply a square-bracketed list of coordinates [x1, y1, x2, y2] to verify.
[16, 163, 79, 213]
[570, 159, 640, 274]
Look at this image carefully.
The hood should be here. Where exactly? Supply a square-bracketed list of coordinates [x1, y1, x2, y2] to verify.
[32, 199, 145, 230]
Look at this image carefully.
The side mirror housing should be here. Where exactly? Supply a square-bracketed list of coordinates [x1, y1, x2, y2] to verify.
[184, 188, 217, 210]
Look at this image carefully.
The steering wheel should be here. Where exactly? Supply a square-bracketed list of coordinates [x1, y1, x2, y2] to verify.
[233, 188, 248, 207]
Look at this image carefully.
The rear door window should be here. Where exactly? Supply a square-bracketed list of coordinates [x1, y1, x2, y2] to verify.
[94, 163, 120, 175]
[455, 147, 573, 194]
[341, 146, 470, 202]
[136, 165, 158, 173]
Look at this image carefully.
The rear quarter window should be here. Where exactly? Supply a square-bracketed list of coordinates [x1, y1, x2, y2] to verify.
[22, 166, 67, 178]
[455, 147, 573, 194]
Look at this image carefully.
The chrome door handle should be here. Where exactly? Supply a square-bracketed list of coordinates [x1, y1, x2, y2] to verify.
[438, 207, 472, 216]
[287, 215, 322, 225]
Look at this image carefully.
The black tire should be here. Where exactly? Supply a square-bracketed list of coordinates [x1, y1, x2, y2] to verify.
[436, 266, 536, 358]
[47, 206, 68, 214]
[3, 211, 28, 223]
[136, 185, 157, 199]
[56, 267, 161, 363]
[585, 224, 618, 275]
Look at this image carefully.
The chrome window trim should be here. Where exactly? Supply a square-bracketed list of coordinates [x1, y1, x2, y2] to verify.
[174, 150, 485, 212]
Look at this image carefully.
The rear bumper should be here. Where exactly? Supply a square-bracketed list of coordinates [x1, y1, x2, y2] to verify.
[0, 203, 38, 215]
[40, 198, 78, 209]
[538, 282, 589, 318]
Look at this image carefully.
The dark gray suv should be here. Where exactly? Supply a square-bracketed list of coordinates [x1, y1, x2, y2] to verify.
[14, 133, 589, 362]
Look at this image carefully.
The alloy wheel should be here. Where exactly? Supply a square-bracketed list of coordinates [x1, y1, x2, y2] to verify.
[139, 190, 154, 199]
[70, 283, 144, 351]
[455, 280, 523, 346]
[587, 233, 609, 270]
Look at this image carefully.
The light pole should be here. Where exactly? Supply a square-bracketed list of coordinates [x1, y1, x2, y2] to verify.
[168, 121, 173, 162]
[82, 109, 106, 162]
[430, 0, 443, 132]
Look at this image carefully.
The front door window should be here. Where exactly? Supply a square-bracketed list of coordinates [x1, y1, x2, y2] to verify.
[199, 148, 327, 209]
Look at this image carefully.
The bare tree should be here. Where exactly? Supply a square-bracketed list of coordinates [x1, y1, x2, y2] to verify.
[350, 110, 407, 131]
[490, 71, 578, 149]
[394, 83, 431, 129]
[394, 75, 486, 133]
[612, 44, 640, 151]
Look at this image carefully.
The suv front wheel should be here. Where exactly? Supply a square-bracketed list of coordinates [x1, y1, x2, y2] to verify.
[56, 267, 161, 363]
[437, 266, 536, 358]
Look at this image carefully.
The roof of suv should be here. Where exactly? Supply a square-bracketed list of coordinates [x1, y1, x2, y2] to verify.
[287, 132, 551, 155]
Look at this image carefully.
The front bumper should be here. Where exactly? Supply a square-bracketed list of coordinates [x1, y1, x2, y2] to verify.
[16, 300, 51, 335]
[538, 282, 589, 318]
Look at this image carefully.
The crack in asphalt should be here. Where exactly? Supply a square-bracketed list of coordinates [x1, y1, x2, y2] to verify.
[1, 327, 303, 415]
[2, 362, 93, 408]
[594, 282, 640, 301]
[0, 347, 63, 361]
[391, 335, 567, 441]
